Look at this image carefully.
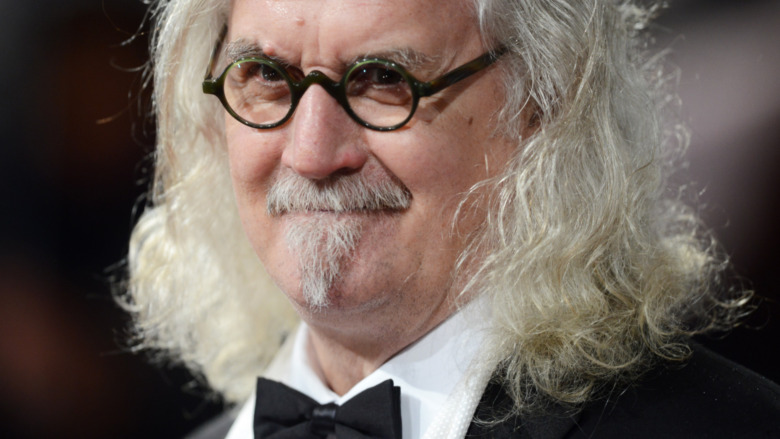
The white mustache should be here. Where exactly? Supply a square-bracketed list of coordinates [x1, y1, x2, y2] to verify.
[267, 171, 411, 216]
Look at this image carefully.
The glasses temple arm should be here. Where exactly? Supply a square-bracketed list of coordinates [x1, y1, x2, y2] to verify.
[419, 45, 507, 97]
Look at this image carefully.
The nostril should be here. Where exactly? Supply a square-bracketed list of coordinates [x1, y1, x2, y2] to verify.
[332, 166, 362, 178]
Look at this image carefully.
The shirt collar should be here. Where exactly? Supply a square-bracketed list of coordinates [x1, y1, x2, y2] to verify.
[227, 296, 491, 439]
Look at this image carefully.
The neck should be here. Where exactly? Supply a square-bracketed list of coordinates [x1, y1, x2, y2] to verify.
[302, 296, 456, 395]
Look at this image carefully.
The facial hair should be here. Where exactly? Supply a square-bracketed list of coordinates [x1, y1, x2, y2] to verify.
[266, 170, 411, 309]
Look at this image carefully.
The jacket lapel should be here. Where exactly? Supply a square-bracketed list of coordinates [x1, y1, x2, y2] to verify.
[466, 378, 581, 439]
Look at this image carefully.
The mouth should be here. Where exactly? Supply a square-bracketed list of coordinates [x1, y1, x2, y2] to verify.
[278, 207, 408, 223]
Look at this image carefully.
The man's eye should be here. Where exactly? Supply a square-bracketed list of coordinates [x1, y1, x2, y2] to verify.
[346, 63, 412, 107]
[372, 67, 403, 85]
[245, 63, 284, 82]
[347, 64, 409, 95]
[352, 65, 404, 87]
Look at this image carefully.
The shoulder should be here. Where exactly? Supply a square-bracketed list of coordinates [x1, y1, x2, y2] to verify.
[468, 343, 780, 439]
[573, 343, 780, 438]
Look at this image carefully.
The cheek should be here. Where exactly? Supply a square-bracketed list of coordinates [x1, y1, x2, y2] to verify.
[225, 123, 288, 263]
[397, 92, 512, 194]
[376, 127, 498, 199]
[377, 123, 515, 248]
[225, 121, 284, 199]
[225, 122, 290, 259]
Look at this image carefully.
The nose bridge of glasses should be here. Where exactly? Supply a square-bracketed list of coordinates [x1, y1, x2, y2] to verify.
[294, 70, 347, 105]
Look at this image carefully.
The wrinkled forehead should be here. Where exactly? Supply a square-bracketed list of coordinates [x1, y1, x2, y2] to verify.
[227, 0, 481, 69]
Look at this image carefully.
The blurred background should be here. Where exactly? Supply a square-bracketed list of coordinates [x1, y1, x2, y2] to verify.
[0, 0, 777, 437]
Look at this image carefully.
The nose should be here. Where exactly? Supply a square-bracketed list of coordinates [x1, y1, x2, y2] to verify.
[281, 85, 368, 179]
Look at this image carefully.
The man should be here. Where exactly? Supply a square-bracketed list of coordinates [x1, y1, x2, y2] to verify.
[122, 0, 779, 437]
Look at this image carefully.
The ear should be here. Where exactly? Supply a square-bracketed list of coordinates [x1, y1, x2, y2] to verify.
[520, 99, 542, 139]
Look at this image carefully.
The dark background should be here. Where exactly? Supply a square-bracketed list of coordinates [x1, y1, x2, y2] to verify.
[0, 1, 777, 438]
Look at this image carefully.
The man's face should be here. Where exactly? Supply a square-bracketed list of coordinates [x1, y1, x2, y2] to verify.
[226, 0, 515, 322]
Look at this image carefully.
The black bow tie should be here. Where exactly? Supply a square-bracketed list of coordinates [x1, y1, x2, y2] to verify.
[253, 378, 402, 439]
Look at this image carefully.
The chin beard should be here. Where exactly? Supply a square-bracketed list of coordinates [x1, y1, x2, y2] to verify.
[284, 214, 362, 310]
[267, 169, 411, 310]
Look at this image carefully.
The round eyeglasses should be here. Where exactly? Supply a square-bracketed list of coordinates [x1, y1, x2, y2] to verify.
[202, 47, 506, 132]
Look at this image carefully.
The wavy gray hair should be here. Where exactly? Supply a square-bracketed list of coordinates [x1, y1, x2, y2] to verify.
[121, 0, 750, 411]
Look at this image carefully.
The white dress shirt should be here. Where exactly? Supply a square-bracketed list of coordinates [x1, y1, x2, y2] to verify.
[226, 298, 496, 439]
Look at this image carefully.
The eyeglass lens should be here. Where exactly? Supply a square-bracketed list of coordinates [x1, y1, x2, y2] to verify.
[222, 59, 415, 129]
[345, 61, 414, 128]
[224, 60, 293, 127]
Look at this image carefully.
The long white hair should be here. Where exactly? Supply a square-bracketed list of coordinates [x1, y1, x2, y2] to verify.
[120, 0, 750, 410]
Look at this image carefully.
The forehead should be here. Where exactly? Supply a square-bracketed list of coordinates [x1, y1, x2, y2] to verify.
[228, 0, 480, 67]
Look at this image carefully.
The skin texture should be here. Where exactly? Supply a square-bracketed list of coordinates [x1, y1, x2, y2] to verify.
[226, 0, 525, 394]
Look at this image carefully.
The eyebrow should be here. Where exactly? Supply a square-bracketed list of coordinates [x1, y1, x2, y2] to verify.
[222, 39, 440, 75]
[224, 39, 266, 64]
[347, 48, 440, 74]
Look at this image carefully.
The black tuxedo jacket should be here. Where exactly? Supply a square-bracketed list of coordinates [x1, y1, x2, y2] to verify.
[187, 344, 780, 439]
